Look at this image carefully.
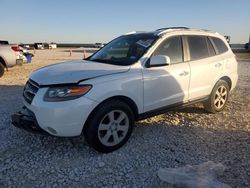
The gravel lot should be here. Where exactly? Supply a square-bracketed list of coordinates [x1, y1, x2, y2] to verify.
[0, 49, 249, 187]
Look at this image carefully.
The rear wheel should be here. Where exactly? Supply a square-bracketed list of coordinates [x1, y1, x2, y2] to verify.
[0, 63, 5, 77]
[204, 80, 229, 113]
[84, 100, 134, 153]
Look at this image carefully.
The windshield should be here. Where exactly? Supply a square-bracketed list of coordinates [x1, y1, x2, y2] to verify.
[88, 34, 158, 66]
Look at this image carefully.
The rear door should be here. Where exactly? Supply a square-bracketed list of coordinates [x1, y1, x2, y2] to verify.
[185, 35, 222, 100]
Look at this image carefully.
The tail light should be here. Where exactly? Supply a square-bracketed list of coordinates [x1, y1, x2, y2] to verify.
[11, 46, 22, 52]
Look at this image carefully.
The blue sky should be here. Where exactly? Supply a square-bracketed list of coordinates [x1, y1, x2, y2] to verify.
[0, 0, 249, 43]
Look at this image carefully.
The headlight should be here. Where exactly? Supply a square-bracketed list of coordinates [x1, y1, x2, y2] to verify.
[44, 85, 92, 102]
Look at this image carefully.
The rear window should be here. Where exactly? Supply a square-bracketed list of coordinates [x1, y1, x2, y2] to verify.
[211, 37, 228, 54]
[187, 36, 209, 60]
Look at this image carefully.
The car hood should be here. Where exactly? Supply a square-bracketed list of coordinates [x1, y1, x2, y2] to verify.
[30, 60, 130, 86]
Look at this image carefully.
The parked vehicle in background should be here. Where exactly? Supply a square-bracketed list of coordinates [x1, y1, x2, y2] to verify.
[94, 43, 105, 48]
[0, 40, 9, 45]
[43, 43, 49, 49]
[44, 43, 57, 49]
[19, 43, 30, 49]
[0, 45, 25, 77]
[244, 43, 249, 50]
[43, 43, 57, 49]
[18, 46, 28, 53]
[12, 27, 238, 152]
[49, 43, 57, 49]
[34, 43, 44, 49]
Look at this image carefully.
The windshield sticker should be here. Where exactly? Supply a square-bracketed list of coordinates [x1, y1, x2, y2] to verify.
[136, 39, 154, 48]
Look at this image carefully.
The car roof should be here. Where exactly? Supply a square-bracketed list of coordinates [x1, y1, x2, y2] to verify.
[124, 27, 222, 38]
[122, 32, 160, 40]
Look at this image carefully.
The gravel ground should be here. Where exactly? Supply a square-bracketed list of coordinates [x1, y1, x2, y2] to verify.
[0, 49, 249, 188]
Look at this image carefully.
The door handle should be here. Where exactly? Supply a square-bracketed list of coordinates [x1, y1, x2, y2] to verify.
[215, 63, 222, 68]
[179, 71, 189, 76]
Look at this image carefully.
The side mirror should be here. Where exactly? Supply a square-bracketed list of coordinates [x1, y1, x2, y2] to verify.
[150, 55, 170, 67]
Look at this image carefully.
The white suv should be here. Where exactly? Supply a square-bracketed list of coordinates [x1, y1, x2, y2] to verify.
[12, 27, 238, 152]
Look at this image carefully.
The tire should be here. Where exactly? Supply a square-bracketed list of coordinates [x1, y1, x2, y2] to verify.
[0, 63, 5, 78]
[84, 100, 134, 153]
[203, 80, 230, 113]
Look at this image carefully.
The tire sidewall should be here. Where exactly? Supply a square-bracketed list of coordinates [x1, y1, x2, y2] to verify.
[85, 100, 134, 153]
[0, 64, 4, 77]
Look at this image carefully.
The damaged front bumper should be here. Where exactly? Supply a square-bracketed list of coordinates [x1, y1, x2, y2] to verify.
[11, 106, 48, 135]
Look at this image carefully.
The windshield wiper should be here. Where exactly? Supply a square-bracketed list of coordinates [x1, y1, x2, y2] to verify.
[89, 59, 108, 63]
[90, 58, 120, 65]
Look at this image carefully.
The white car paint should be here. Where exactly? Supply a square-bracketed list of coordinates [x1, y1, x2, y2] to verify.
[0, 45, 23, 67]
[23, 87, 98, 137]
[30, 60, 130, 85]
[22, 28, 238, 137]
[142, 62, 190, 112]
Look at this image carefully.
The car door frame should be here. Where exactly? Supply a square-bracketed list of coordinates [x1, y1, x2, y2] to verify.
[182, 34, 223, 101]
[141, 35, 191, 113]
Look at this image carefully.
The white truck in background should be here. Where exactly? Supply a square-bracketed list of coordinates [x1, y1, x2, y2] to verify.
[0, 44, 25, 77]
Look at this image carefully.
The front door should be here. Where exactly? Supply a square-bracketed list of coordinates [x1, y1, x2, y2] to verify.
[142, 36, 190, 112]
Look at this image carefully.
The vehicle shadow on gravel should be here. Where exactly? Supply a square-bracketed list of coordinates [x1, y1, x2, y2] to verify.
[173, 105, 208, 114]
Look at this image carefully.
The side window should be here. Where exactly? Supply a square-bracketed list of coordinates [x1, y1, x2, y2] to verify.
[153, 36, 183, 64]
[207, 37, 216, 56]
[211, 37, 228, 54]
[188, 36, 210, 60]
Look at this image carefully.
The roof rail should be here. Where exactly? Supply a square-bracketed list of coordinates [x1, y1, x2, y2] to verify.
[155, 27, 217, 36]
[156, 27, 189, 31]
[124, 28, 217, 37]
[155, 27, 190, 36]
[124, 31, 147, 35]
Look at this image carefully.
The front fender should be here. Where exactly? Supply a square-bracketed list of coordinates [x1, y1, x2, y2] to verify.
[83, 70, 143, 113]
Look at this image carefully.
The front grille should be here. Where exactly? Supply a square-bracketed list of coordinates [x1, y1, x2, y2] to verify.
[23, 80, 39, 104]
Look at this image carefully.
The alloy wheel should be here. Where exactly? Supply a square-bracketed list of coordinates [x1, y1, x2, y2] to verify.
[214, 85, 228, 109]
[98, 110, 129, 147]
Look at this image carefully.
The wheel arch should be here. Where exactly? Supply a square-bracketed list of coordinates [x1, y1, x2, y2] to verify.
[108, 96, 139, 119]
[219, 76, 232, 90]
[82, 95, 139, 134]
[0, 56, 7, 67]
[90, 95, 139, 120]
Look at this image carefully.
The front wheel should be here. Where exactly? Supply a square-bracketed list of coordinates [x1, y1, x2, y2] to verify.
[203, 80, 230, 113]
[84, 100, 134, 153]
